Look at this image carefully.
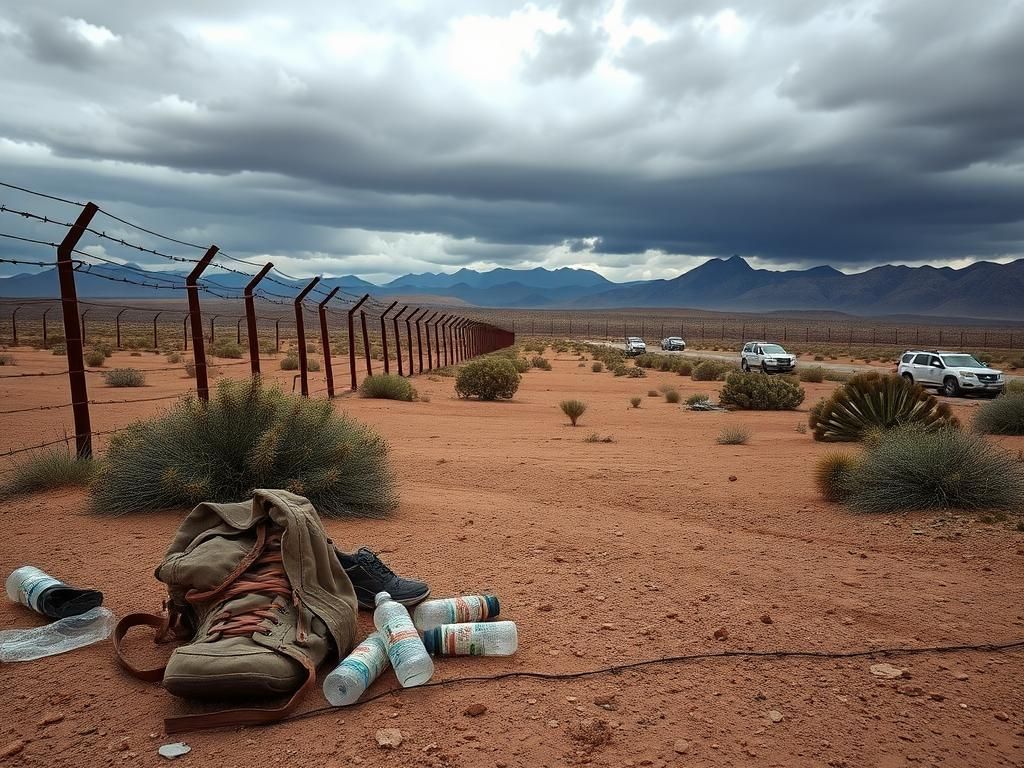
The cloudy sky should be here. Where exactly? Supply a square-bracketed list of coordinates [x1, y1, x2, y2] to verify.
[1, 0, 1022, 284]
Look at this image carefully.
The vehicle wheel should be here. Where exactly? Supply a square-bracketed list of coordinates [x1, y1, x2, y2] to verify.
[741, 360, 749, 372]
[761, 362, 770, 374]
[942, 377, 960, 397]
[901, 373, 914, 384]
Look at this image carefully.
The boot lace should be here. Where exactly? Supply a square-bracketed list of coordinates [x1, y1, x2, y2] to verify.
[357, 549, 396, 581]
[207, 531, 292, 638]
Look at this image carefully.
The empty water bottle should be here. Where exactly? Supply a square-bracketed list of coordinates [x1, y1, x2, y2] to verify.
[422, 621, 518, 657]
[6, 566, 103, 619]
[322, 631, 391, 706]
[413, 594, 500, 631]
[373, 592, 433, 687]
[0, 607, 115, 663]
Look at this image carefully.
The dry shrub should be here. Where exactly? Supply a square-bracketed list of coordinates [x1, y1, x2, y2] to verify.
[0, 353, 15, 366]
[798, 366, 826, 383]
[560, 399, 587, 426]
[629, 396, 642, 408]
[973, 393, 1024, 436]
[716, 425, 751, 445]
[814, 451, 858, 502]
[455, 357, 521, 400]
[664, 389, 681, 404]
[359, 374, 416, 402]
[84, 349, 106, 367]
[0, 447, 96, 501]
[102, 368, 146, 387]
[591, 361, 603, 373]
[531, 355, 552, 371]
[719, 371, 805, 410]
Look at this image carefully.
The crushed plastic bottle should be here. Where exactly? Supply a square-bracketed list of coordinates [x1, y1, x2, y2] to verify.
[6, 565, 104, 619]
[373, 591, 433, 687]
[422, 621, 519, 657]
[0, 607, 115, 662]
[412, 595, 500, 631]
[322, 631, 391, 706]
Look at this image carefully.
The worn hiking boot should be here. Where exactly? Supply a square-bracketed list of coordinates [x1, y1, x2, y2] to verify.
[339, 548, 430, 609]
[163, 527, 331, 700]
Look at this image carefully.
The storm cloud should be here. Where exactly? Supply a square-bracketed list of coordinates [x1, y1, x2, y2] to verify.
[1, 0, 1022, 283]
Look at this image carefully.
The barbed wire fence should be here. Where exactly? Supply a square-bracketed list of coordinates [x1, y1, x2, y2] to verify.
[0, 182, 513, 467]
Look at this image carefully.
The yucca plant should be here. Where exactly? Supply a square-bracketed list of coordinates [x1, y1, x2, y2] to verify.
[91, 378, 396, 518]
[560, 399, 587, 426]
[809, 372, 958, 442]
[814, 451, 858, 502]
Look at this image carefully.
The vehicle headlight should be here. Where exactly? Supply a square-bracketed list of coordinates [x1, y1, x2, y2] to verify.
[961, 372, 975, 378]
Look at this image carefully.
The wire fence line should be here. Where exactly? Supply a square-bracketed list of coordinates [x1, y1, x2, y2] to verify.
[0, 183, 514, 463]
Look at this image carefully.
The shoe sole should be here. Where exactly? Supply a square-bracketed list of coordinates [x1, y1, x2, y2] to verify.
[356, 587, 430, 611]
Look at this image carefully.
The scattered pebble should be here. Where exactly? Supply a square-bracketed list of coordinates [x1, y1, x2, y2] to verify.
[673, 739, 691, 754]
[760, 614, 773, 624]
[767, 710, 784, 723]
[537, 604, 553, 612]
[728, 475, 738, 482]
[38, 711, 65, 727]
[869, 663, 907, 679]
[713, 628, 729, 641]
[375, 729, 403, 749]
[464, 704, 487, 718]
[994, 712, 1010, 722]
[547, 720, 560, 728]
[1, 741, 27, 760]
[157, 743, 191, 760]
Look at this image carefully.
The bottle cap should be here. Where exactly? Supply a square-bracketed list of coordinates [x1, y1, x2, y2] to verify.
[483, 594, 500, 619]
[422, 627, 440, 655]
[374, 591, 392, 607]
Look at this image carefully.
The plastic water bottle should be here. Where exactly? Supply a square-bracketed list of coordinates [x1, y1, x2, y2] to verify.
[322, 631, 391, 706]
[373, 592, 433, 687]
[422, 621, 519, 657]
[413, 595, 500, 631]
[0, 607, 115, 662]
[6, 566, 104, 619]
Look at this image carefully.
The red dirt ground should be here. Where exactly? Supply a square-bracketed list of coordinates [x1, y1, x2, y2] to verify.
[1, 347, 1023, 767]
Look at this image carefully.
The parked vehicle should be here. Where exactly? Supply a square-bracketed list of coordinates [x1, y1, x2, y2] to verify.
[660, 336, 686, 351]
[740, 342, 796, 373]
[897, 350, 1004, 397]
[625, 337, 647, 356]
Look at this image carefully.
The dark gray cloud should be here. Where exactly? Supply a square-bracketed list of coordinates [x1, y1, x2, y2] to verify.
[1, 0, 1022, 283]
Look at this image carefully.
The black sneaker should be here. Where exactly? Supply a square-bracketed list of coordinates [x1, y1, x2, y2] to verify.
[339, 548, 430, 610]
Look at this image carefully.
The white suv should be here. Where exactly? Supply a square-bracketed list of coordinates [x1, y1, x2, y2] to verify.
[625, 337, 647, 356]
[660, 336, 686, 351]
[741, 342, 796, 373]
[897, 350, 1004, 398]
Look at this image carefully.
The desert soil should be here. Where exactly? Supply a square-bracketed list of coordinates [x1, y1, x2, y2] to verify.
[1, 346, 1023, 768]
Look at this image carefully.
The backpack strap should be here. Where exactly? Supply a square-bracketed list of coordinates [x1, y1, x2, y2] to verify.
[163, 652, 316, 733]
[113, 601, 189, 682]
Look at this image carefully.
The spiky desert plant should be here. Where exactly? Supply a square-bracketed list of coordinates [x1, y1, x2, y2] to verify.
[718, 371, 805, 410]
[973, 393, 1024, 436]
[843, 426, 1024, 513]
[531, 356, 552, 371]
[0, 447, 96, 501]
[455, 357, 521, 400]
[591, 361, 603, 373]
[359, 373, 417, 402]
[716, 425, 751, 445]
[809, 372, 957, 442]
[560, 399, 587, 426]
[91, 378, 396, 518]
[814, 451, 858, 502]
[102, 368, 146, 387]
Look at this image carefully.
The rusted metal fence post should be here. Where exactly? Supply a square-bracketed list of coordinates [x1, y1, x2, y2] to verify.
[236, 318, 243, 345]
[379, 301, 397, 375]
[415, 310, 426, 373]
[186, 247, 218, 402]
[294, 276, 321, 397]
[347, 294, 369, 390]
[115, 308, 127, 349]
[406, 308, 420, 377]
[360, 309, 373, 378]
[442, 316, 454, 366]
[393, 305, 407, 376]
[275, 319, 281, 352]
[42, 306, 53, 348]
[318, 287, 340, 398]
[80, 308, 92, 345]
[57, 202, 98, 458]
[183, 313, 189, 351]
[209, 314, 219, 344]
[152, 312, 162, 349]
[423, 311, 438, 371]
[11, 305, 22, 346]
[244, 263, 273, 376]
[434, 314, 447, 368]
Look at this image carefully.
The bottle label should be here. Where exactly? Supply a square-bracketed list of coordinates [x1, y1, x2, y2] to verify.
[382, 616, 427, 669]
[8, 567, 62, 613]
[339, 634, 389, 689]
[445, 596, 489, 624]
[440, 623, 502, 656]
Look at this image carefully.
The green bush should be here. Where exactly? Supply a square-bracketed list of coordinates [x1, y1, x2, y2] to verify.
[686, 393, 710, 406]
[626, 366, 646, 378]
[165, 352, 182, 364]
[84, 349, 106, 367]
[512, 357, 530, 373]
[0, 353, 15, 365]
[718, 372, 805, 410]
[973, 393, 1024, 435]
[211, 340, 244, 359]
[647, 389, 659, 397]
[359, 374, 416, 402]
[102, 368, 146, 387]
[611, 364, 628, 377]
[630, 396, 642, 408]
[1005, 380, 1024, 395]
[280, 355, 299, 371]
[664, 389, 681, 404]
[0, 447, 97, 501]
[798, 366, 826, 383]
[809, 372, 957, 442]
[692, 360, 730, 381]
[591, 361, 603, 373]
[672, 359, 693, 376]
[531, 356, 552, 371]
[92, 341, 114, 357]
[51, 344, 66, 355]
[842, 426, 1024, 513]
[560, 399, 587, 426]
[815, 451, 858, 502]
[455, 357, 521, 400]
[306, 358, 321, 372]
[716, 425, 751, 445]
[91, 378, 396, 518]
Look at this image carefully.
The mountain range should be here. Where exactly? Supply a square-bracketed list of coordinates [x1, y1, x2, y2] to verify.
[2, 256, 1022, 320]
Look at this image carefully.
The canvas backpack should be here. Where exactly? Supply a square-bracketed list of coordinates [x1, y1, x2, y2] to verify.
[114, 489, 358, 733]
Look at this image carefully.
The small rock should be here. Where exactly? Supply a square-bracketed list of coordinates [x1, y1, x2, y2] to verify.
[157, 743, 191, 760]
[464, 704, 487, 718]
[928, 692, 946, 701]
[600, 623, 616, 631]
[375, 729, 403, 749]
[1, 741, 27, 759]
[898, 685, 925, 697]
[728, 476, 737, 482]
[713, 628, 729, 641]
[421, 743, 440, 753]
[870, 663, 907, 679]
[527, 698, 537, 705]
[994, 712, 1010, 722]
[593, 694, 617, 711]
[537, 604, 553, 612]
[954, 673, 969, 681]
[547, 719, 560, 728]
[767, 710, 784, 723]
[760, 614, 773, 625]
[673, 739, 691, 754]
[38, 711, 65, 727]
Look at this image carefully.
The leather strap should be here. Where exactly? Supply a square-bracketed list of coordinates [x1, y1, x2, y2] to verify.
[113, 612, 174, 683]
[163, 654, 317, 734]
